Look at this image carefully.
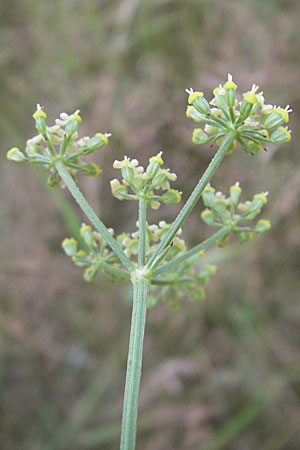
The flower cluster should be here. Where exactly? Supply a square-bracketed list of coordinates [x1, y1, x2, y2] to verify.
[201, 182, 271, 246]
[7, 105, 110, 186]
[62, 221, 186, 283]
[117, 220, 186, 259]
[110, 152, 181, 209]
[63, 221, 218, 310]
[186, 74, 292, 155]
[62, 224, 126, 282]
[148, 254, 217, 310]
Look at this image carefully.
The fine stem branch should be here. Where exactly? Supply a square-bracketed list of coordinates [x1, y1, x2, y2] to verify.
[120, 278, 149, 450]
[146, 131, 236, 271]
[55, 161, 135, 272]
[153, 226, 231, 277]
[97, 260, 130, 280]
[138, 198, 147, 267]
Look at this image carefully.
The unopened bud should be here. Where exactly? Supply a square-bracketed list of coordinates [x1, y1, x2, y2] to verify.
[186, 106, 206, 122]
[192, 128, 209, 144]
[7, 147, 25, 162]
[161, 189, 181, 204]
[84, 265, 99, 282]
[201, 209, 215, 225]
[47, 170, 58, 187]
[80, 224, 93, 246]
[216, 235, 229, 248]
[121, 164, 134, 182]
[254, 219, 271, 233]
[230, 182, 242, 205]
[237, 230, 253, 243]
[62, 238, 78, 256]
[80, 163, 101, 177]
[65, 113, 82, 135]
[271, 126, 291, 143]
[86, 133, 109, 152]
[146, 152, 164, 179]
[262, 112, 284, 130]
[152, 171, 167, 188]
[193, 95, 210, 115]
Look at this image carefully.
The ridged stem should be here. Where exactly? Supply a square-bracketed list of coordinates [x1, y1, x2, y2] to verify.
[120, 278, 149, 450]
[146, 131, 236, 272]
[55, 160, 135, 272]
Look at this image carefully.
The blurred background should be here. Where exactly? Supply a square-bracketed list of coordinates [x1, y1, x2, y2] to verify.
[1, 0, 300, 449]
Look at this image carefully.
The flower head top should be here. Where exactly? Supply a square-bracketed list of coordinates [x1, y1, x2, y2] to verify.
[7, 105, 110, 187]
[111, 152, 181, 209]
[187, 74, 292, 155]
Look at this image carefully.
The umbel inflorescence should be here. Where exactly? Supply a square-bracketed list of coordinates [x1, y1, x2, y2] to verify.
[7, 105, 110, 187]
[7, 74, 291, 310]
[7, 74, 292, 450]
[186, 74, 291, 154]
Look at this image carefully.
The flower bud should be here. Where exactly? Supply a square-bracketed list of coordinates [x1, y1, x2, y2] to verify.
[254, 219, 271, 233]
[47, 170, 58, 187]
[186, 106, 206, 122]
[202, 185, 215, 207]
[213, 87, 227, 109]
[121, 164, 134, 182]
[187, 90, 204, 104]
[6, 147, 25, 162]
[199, 264, 217, 280]
[271, 126, 291, 143]
[192, 128, 209, 144]
[33, 106, 47, 135]
[250, 193, 268, 210]
[72, 250, 88, 266]
[273, 107, 290, 123]
[191, 287, 206, 301]
[111, 182, 128, 200]
[161, 189, 181, 204]
[80, 163, 101, 177]
[86, 133, 109, 152]
[62, 238, 78, 256]
[262, 112, 284, 130]
[237, 230, 253, 243]
[239, 99, 253, 122]
[201, 209, 215, 225]
[146, 152, 164, 178]
[224, 76, 237, 108]
[226, 139, 237, 154]
[80, 224, 93, 246]
[216, 235, 229, 248]
[230, 182, 242, 205]
[26, 140, 39, 157]
[152, 171, 167, 188]
[150, 200, 160, 209]
[247, 141, 263, 155]
[242, 91, 257, 105]
[193, 95, 210, 115]
[65, 113, 82, 136]
[225, 88, 236, 108]
[84, 265, 99, 282]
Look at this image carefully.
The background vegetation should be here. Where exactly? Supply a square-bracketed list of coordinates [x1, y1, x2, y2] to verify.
[1, 0, 299, 449]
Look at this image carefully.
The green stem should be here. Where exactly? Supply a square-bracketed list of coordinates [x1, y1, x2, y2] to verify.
[96, 260, 130, 280]
[55, 161, 135, 272]
[138, 198, 147, 267]
[120, 278, 149, 450]
[153, 226, 231, 277]
[146, 131, 236, 271]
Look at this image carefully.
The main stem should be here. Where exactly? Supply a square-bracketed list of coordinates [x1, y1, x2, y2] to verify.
[55, 161, 134, 272]
[120, 278, 149, 450]
[146, 131, 236, 271]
